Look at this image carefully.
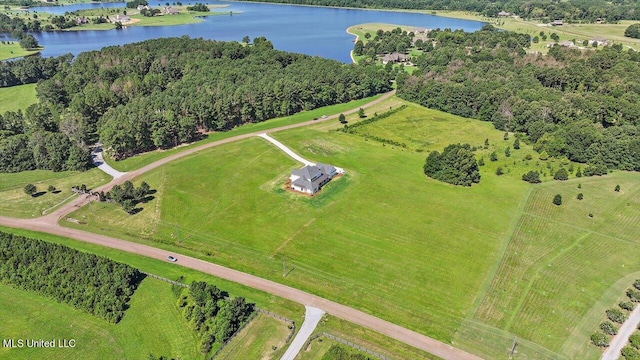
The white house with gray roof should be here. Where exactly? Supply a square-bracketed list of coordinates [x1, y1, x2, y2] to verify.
[290, 163, 339, 194]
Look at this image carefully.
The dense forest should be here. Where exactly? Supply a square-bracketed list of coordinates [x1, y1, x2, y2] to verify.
[176, 281, 254, 353]
[0, 231, 144, 323]
[24, 37, 391, 161]
[236, 0, 640, 22]
[396, 26, 640, 171]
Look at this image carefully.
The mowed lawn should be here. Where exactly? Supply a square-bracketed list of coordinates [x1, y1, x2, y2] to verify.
[473, 172, 640, 359]
[64, 101, 531, 344]
[0, 277, 200, 359]
[0, 168, 110, 218]
[216, 313, 291, 360]
[0, 83, 37, 113]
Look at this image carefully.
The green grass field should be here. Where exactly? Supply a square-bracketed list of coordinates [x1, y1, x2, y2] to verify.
[0, 225, 441, 360]
[216, 313, 291, 360]
[0, 42, 41, 61]
[0, 83, 37, 113]
[470, 172, 640, 359]
[62, 99, 534, 345]
[0, 168, 110, 218]
[105, 94, 383, 172]
[0, 278, 199, 359]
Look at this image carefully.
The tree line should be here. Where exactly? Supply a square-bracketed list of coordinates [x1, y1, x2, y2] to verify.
[175, 281, 254, 354]
[396, 26, 640, 172]
[0, 231, 144, 323]
[30, 37, 391, 160]
[234, 0, 640, 22]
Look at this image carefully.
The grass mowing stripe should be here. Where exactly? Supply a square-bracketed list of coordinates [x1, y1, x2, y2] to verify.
[503, 231, 590, 332]
[467, 185, 534, 318]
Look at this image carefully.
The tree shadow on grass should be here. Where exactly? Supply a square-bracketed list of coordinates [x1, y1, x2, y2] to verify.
[31, 191, 47, 198]
[139, 195, 155, 204]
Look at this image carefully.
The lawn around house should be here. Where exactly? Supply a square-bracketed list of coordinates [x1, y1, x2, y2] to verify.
[62, 99, 534, 345]
[0, 278, 200, 360]
[0, 83, 37, 113]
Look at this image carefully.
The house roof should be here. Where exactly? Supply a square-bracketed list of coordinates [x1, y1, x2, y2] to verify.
[558, 40, 574, 47]
[315, 163, 336, 175]
[498, 11, 510, 16]
[292, 165, 322, 181]
[292, 178, 318, 192]
[381, 52, 409, 62]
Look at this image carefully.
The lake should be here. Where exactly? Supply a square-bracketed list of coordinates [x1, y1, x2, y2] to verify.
[29, 1, 485, 62]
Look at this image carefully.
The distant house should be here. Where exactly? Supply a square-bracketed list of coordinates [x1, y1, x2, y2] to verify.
[596, 18, 603, 23]
[290, 163, 339, 194]
[497, 11, 511, 17]
[588, 37, 608, 46]
[552, 20, 564, 26]
[558, 40, 575, 47]
[381, 52, 409, 65]
[74, 16, 88, 25]
[112, 14, 131, 23]
[163, 6, 180, 14]
[137, 4, 150, 10]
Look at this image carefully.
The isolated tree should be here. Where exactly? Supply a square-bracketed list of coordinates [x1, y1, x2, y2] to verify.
[590, 332, 609, 347]
[625, 23, 640, 39]
[478, 157, 485, 166]
[423, 143, 480, 186]
[490, 151, 498, 161]
[496, 167, 504, 175]
[24, 183, 37, 196]
[621, 347, 640, 360]
[575, 167, 582, 177]
[504, 147, 511, 158]
[553, 194, 562, 205]
[364, 32, 371, 40]
[357, 108, 365, 118]
[554, 168, 569, 180]
[577, 193, 583, 200]
[47, 185, 56, 192]
[513, 138, 520, 149]
[338, 113, 347, 124]
[600, 321, 618, 335]
[522, 171, 541, 184]
[606, 308, 627, 324]
[503, 132, 509, 140]
[627, 288, 640, 302]
[615, 184, 621, 192]
[484, 138, 489, 149]
[242, 35, 250, 44]
[619, 301, 635, 311]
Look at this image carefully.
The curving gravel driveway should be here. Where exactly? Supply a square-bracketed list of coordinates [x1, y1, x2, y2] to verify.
[91, 146, 126, 179]
[280, 306, 325, 360]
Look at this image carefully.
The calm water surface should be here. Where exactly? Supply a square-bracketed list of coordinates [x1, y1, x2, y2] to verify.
[29, 1, 485, 62]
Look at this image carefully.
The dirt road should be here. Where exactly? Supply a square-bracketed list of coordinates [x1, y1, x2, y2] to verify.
[1, 90, 484, 360]
[0, 215, 481, 360]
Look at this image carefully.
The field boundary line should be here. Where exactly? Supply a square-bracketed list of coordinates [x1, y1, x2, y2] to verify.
[466, 185, 533, 319]
[503, 231, 590, 331]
